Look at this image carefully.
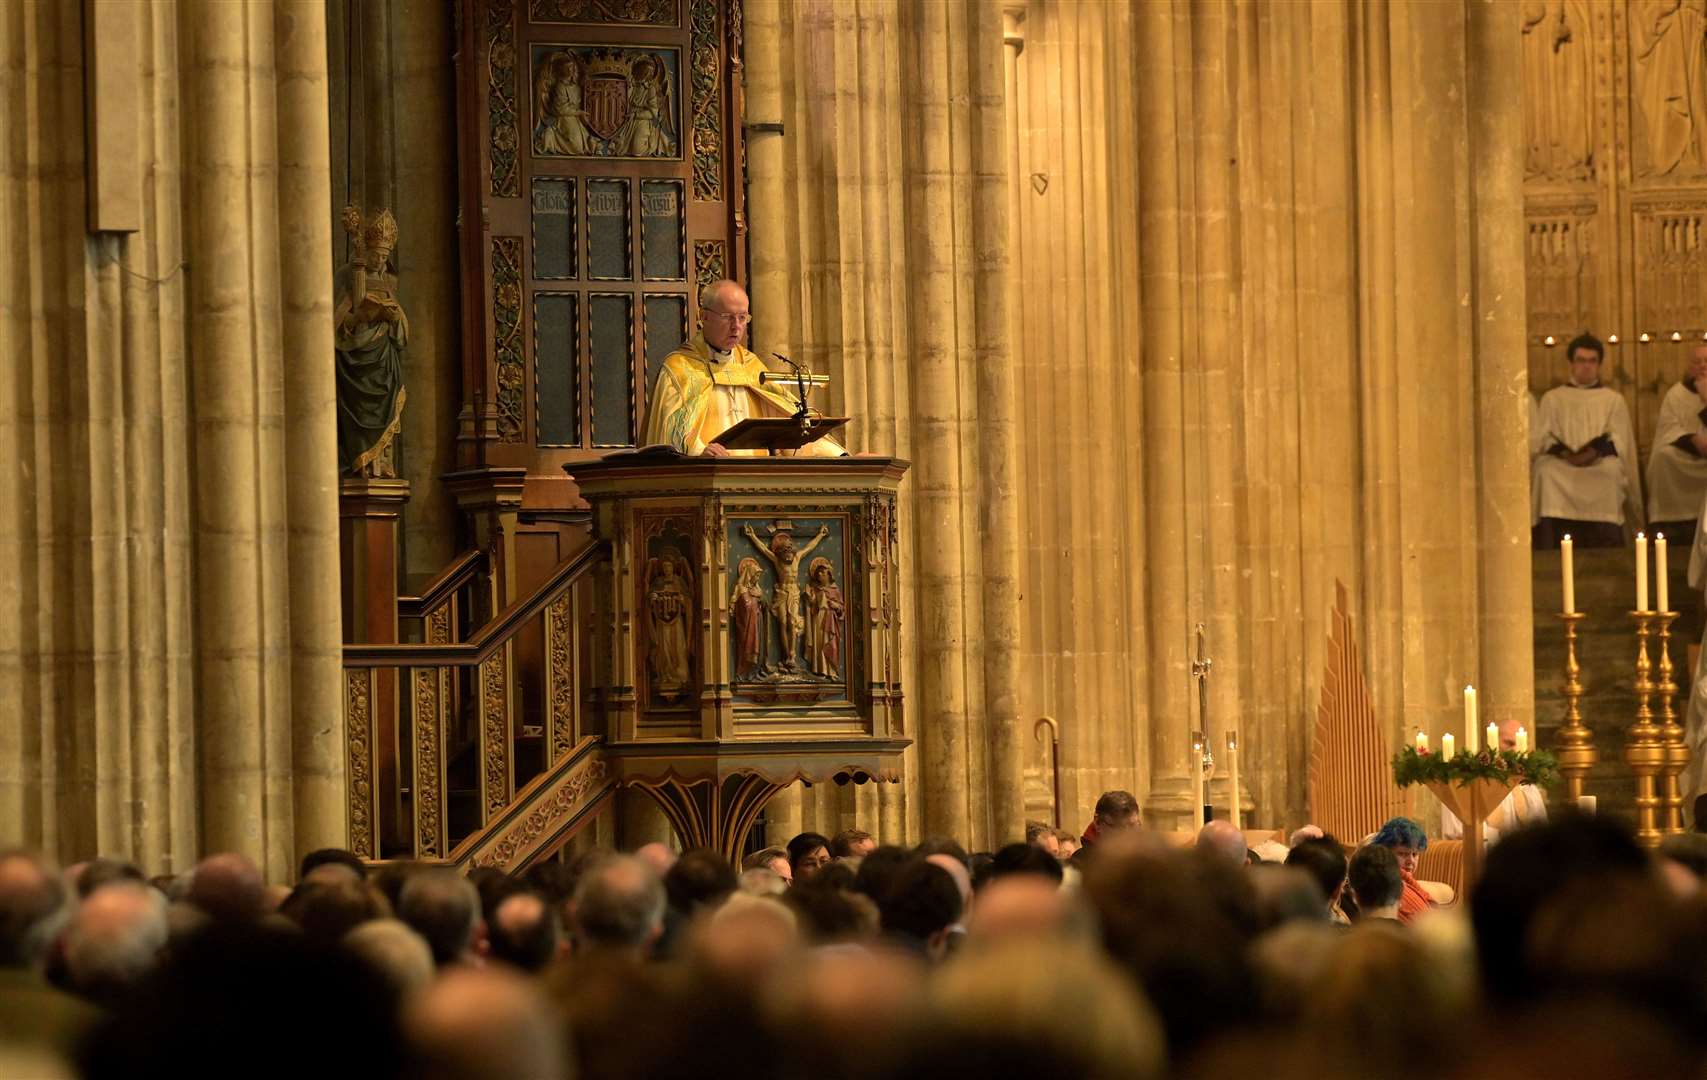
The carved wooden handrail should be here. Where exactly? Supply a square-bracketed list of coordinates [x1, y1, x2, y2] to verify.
[398, 548, 487, 622]
[347, 541, 608, 668]
[342, 539, 611, 864]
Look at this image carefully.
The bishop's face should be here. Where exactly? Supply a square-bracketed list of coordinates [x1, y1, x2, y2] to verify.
[1690, 347, 1707, 384]
[702, 288, 751, 352]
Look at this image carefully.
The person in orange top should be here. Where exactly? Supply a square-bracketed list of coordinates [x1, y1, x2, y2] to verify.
[1368, 817, 1433, 924]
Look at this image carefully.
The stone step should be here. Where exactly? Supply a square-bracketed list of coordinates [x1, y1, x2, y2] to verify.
[1533, 542, 1698, 826]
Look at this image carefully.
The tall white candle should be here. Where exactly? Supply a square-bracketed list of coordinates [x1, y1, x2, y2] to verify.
[1415, 730, 1429, 753]
[1227, 730, 1241, 830]
[1487, 721, 1500, 754]
[1657, 533, 1670, 613]
[1561, 535, 1575, 615]
[1515, 726, 1529, 753]
[1464, 685, 1478, 752]
[1637, 532, 1649, 612]
[1442, 733, 1456, 761]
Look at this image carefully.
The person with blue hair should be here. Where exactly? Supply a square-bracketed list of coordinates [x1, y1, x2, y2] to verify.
[1368, 817, 1433, 924]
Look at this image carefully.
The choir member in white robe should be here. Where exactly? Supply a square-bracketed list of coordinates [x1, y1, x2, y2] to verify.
[1531, 334, 1644, 542]
[1529, 392, 1545, 527]
[1681, 523, 1707, 825]
[1647, 345, 1707, 527]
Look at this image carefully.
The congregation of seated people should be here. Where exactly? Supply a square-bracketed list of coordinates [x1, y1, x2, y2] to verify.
[1533, 332, 1707, 548]
[8, 804, 1707, 1079]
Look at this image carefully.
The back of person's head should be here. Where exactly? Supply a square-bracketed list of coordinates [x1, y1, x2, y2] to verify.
[78, 922, 404, 1079]
[1658, 833, 1707, 879]
[877, 860, 963, 951]
[1302, 920, 1467, 1074]
[279, 879, 392, 944]
[64, 881, 168, 1005]
[891, 941, 1164, 1080]
[737, 868, 786, 896]
[1093, 790, 1140, 827]
[405, 967, 569, 1080]
[1471, 814, 1651, 1005]
[299, 847, 367, 883]
[1083, 849, 1259, 1062]
[1025, 820, 1054, 845]
[1248, 864, 1329, 930]
[1195, 820, 1249, 865]
[1286, 835, 1348, 905]
[75, 858, 145, 899]
[344, 918, 436, 1001]
[783, 877, 880, 943]
[571, 853, 665, 950]
[398, 870, 482, 966]
[988, 842, 1064, 886]
[520, 860, 577, 914]
[830, 828, 875, 858]
[740, 846, 789, 874]
[914, 835, 970, 868]
[0, 850, 69, 971]
[487, 890, 560, 973]
[186, 852, 265, 923]
[664, 848, 737, 914]
[968, 875, 1090, 943]
[371, 860, 425, 913]
[1346, 844, 1402, 911]
[853, 844, 912, 901]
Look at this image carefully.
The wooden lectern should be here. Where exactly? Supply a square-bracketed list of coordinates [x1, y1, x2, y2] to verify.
[566, 451, 909, 858]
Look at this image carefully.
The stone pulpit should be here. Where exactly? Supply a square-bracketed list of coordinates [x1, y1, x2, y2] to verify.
[567, 451, 910, 857]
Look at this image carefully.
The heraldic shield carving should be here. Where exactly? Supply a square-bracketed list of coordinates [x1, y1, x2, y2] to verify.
[532, 44, 681, 159]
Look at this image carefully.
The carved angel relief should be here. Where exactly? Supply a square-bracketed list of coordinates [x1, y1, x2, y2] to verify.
[533, 46, 680, 160]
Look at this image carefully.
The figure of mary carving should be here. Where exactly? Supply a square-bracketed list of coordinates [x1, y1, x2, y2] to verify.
[647, 551, 693, 698]
[335, 206, 408, 477]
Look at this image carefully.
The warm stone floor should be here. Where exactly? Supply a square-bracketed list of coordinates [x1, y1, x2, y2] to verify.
[1532, 539, 1702, 827]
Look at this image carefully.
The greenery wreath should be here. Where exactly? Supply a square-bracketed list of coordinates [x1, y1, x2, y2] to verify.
[1391, 745, 1560, 789]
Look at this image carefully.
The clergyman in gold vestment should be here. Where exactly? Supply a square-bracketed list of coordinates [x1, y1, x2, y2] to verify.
[642, 280, 844, 457]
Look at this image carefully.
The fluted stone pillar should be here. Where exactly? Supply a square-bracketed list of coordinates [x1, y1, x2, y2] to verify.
[0, 0, 345, 880]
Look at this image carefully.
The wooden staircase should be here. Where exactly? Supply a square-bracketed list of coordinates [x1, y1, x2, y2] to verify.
[1532, 540, 1702, 827]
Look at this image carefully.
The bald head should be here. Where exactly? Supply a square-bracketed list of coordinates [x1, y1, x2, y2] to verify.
[0, 851, 69, 970]
[65, 882, 168, 1003]
[188, 852, 265, 922]
[405, 968, 569, 1080]
[968, 876, 1083, 943]
[926, 854, 972, 910]
[1196, 820, 1248, 866]
[634, 842, 676, 876]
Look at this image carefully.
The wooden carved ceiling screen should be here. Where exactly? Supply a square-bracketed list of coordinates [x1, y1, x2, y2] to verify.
[456, 0, 746, 492]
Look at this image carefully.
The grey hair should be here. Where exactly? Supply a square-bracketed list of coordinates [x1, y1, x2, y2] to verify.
[65, 881, 169, 995]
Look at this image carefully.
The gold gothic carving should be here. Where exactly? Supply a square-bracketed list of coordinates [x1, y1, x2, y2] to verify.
[481, 647, 513, 818]
[547, 594, 576, 760]
[528, 0, 677, 27]
[471, 755, 612, 871]
[414, 666, 444, 858]
[742, 521, 829, 675]
[688, 0, 722, 200]
[489, 0, 521, 197]
[345, 668, 375, 858]
[693, 239, 726, 289]
[1633, 0, 1707, 179]
[492, 236, 526, 442]
[531, 46, 681, 159]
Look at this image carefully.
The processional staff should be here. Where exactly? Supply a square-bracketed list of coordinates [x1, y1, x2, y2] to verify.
[1190, 623, 1212, 830]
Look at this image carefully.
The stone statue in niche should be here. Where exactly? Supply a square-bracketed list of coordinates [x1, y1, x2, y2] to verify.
[743, 522, 830, 672]
[335, 206, 407, 478]
[646, 549, 693, 699]
[730, 556, 767, 678]
[1521, 0, 1594, 182]
[804, 558, 845, 678]
[532, 47, 679, 159]
[1633, 0, 1707, 178]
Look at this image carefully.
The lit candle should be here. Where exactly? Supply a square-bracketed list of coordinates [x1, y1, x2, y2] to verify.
[1577, 794, 1596, 814]
[1190, 731, 1205, 830]
[1464, 685, 1479, 752]
[1487, 721, 1500, 754]
[1227, 730, 1241, 830]
[1637, 532, 1649, 612]
[1515, 726, 1529, 753]
[1657, 532, 1670, 613]
[1442, 733, 1456, 761]
[1561, 535, 1575, 615]
[1415, 730, 1429, 753]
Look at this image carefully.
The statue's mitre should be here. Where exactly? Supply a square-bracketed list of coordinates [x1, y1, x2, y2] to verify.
[341, 204, 399, 252]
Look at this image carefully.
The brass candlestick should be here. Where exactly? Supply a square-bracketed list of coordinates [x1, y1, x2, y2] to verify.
[1554, 611, 1595, 801]
[1627, 612, 1666, 848]
[1654, 610, 1687, 835]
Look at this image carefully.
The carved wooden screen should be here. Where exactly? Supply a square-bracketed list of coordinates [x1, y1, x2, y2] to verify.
[458, 0, 745, 490]
[1522, 2, 1707, 459]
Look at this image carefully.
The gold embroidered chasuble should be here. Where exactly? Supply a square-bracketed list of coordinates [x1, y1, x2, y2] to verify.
[642, 335, 844, 456]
